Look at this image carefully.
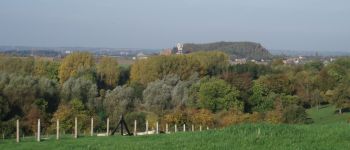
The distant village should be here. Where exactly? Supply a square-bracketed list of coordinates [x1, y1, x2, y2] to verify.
[0, 44, 339, 66]
[132, 43, 337, 66]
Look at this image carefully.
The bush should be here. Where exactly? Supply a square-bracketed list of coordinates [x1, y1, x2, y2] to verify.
[283, 105, 307, 124]
[124, 112, 147, 131]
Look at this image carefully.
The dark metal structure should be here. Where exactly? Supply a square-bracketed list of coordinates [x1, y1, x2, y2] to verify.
[111, 115, 132, 136]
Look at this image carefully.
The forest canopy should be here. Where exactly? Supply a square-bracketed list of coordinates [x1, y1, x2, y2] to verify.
[0, 52, 349, 137]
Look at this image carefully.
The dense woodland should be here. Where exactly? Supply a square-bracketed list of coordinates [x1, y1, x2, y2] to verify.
[0, 52, 350, 137]
[182, 42, 272, 60]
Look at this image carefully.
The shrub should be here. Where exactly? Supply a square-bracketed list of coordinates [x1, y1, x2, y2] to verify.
[283, 105, 307, 124]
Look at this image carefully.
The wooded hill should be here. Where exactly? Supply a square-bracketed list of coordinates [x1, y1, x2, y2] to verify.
[183, 41, 272, 60]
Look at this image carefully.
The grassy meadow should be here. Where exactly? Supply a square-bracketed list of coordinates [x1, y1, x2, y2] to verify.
[1, 105, 350, 150]
[1, 123, 350, 150]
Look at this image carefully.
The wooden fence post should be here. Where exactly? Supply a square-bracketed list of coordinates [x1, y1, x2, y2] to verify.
[156, 121, 159, 134]
[200, 125, 202, 131]
[91, 118, 94, 136]
[74, 117, 77, 139]
[106, 118, 109, 136]
[183, 124, 186, 132]
[145, 120, 148, 135]
[192, 124, 194, 132]
[134, 120, 137, 136]
[56, 119, 59, 140]
[174, 124, 177, 133]
[37, 119, 40, 142]
[207, 126, 209, 130]
[16, 120, 19, 143]
[165, 123, 169, 134]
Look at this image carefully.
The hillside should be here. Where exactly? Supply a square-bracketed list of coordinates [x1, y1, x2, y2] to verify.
[2, 105, 349, 150]
[183, 41, 272, 60]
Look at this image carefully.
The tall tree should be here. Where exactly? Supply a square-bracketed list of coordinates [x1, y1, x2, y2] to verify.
[97, 56, 120, 88]
[60, 77, 98, 111]
[59, 52, 94, 84]
[103, 86, 137, 123]
[198, 78, 242, 112]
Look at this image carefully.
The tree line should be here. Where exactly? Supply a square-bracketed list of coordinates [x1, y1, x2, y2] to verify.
[0, 52, 349, 137]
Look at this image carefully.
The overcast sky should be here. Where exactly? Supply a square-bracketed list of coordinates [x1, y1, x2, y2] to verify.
[0, 0, 349, 51]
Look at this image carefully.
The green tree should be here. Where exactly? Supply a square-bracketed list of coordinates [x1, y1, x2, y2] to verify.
[198, 78, 242, 112]
[51, 99, 89, 132]
[142, 78, 175, 114]
[61, 77, 98, 111]
[34, 59, 60, 80]
[0, 96, 10, 120]
[104, 86, 138, 123]
[249, 82, 274, 112]
[328, 81, 350, 114]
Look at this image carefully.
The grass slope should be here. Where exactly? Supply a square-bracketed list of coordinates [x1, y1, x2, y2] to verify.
[2, 105, 349, 150]
[1, 123, 350, 150]
[307, 105, 350, 124]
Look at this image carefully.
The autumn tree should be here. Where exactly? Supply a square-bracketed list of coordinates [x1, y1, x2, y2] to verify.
[0, 56, 34, 75]
[51, 99, 89, 132]
[59, 52, 94, 84]
[97, 56, 120, 88]
[130, 51, 228, 85]
[34, 59, 60, 81]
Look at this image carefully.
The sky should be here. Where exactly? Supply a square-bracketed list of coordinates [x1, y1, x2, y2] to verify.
[0, 0, 349, 51]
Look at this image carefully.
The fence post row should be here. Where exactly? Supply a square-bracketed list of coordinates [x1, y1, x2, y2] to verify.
[14, 117, 212, 142]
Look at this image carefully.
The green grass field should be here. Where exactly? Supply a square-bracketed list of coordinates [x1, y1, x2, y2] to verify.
[306, 104, 350, 124]
[1, 105, 350, 150]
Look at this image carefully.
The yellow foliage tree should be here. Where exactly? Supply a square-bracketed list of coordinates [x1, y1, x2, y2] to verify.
[97, 56, 120, 88]
[265, 99, 284, 124]
[130, 51, 228, 85]
[58, 52, 94, 84]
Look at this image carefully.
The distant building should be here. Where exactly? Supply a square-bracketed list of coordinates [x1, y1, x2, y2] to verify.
[134, 52, 148, 60]
[283, 56, 304, 64]
[324, 57, 336, 66]
[160, 48, 172, 56]
[120, 51, 129, 56]
[176, 43, 183, 55]
[231, 58, 247, 64]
